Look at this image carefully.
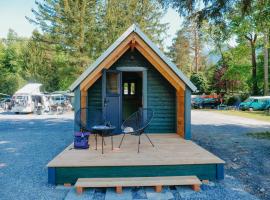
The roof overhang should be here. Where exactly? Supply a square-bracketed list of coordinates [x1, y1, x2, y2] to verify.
[69, 24, 197, 92]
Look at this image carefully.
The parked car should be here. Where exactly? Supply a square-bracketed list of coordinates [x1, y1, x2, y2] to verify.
[249, 98, 270, 111]
[191, 97, 204, 109]
[239, 97, 255, 111]
[202, 98, 221, 109]
[265, 101, 270, 112]
[49, 94, 67, 105]
[0, 97, 12, 110]
[11, 83, 50, 114]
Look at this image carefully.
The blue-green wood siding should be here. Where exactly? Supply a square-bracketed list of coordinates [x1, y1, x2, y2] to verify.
[54, 164, 219, 185]
[86, 49, 176, 133]
[87, 78, 102, 111]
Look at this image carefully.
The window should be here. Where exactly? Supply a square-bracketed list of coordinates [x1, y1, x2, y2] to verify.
[106, 72, 119, 94]
[130, 83, 135, 95]
[123, 82, 136, 95]
[124, 83, 129, 95]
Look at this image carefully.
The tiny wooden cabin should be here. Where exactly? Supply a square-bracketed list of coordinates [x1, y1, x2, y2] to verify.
[70, 24, 197, 138]
[47, 24, 224, 186]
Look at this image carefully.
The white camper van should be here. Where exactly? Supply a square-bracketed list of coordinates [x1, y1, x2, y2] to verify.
[11, 83, 49, 114]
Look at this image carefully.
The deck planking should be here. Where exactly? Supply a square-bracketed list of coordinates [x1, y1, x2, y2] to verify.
[47, 134, 224, 167]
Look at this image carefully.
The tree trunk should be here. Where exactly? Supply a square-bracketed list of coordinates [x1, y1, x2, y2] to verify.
[264, 31, 269, 95]
[194, 29, 199, 73]
[251, 42, 258, 95]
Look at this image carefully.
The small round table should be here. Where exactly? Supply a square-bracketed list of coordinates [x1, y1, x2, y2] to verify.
[92, 125, 116, 154]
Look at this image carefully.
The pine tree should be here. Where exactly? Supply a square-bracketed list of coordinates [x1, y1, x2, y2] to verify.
[27, 0, 168, 90]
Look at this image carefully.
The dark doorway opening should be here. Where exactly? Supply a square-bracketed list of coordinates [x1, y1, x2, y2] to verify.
[122, 72, 143, 120]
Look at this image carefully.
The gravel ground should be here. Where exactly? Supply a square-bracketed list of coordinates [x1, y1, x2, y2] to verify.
[0, 112, 74, 200]
[192, 110, 270, 200]
[0, 110, 269, 200]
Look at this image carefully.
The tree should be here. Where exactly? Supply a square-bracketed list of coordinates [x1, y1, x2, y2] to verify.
[160, 0, 252, 23]
[190, 72, 208, 93]
[0, 30, 26, 95]
[27, 0, 168, 90]
[168, 29, 192, 75]
[229, 6, 260, 95]
[161, 0, 269, 96]
[255, 0, 270, 95]
[168, 16, 206, 75]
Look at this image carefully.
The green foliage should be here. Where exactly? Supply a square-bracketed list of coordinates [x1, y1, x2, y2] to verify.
[190, 72, 208, 93]
[0, 73, 25, 95]
[22, 0, 168, 92]
[0, 30, 27, 95]
[247, 131, 270, 140]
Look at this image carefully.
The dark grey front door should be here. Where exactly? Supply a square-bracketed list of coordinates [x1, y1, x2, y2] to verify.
[102, 70, 122, 133]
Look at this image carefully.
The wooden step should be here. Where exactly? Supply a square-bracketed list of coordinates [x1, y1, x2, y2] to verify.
[75, 176, 202, 194]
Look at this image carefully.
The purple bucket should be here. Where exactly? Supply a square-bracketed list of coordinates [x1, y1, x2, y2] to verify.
[74, 132, 91, 137]
[74, 132, 91, 149]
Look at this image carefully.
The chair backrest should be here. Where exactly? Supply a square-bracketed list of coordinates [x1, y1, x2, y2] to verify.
[75, 108, 104, 131]
[121, 108, 154, 133]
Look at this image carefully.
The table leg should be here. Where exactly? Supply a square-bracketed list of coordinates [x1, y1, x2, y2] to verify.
[95, 134, 97, 150]
[102, 133, 104, 154]
[111, 136, 113, 150]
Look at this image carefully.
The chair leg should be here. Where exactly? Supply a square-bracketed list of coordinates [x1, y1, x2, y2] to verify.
[118, 133, 126, 148]
[144, 133, 154, 147]
[138, 135, 141, 153]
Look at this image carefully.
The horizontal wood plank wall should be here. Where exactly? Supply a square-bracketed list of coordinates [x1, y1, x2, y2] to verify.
[133, 35, 185, 91]
[87, 78, 102, 125]
[111, 50, 176, 133]
[54, 164, 218, 185]
[176, 88, 185, 138]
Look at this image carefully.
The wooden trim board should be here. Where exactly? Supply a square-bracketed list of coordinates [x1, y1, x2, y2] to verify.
[75, 176, 202, 194]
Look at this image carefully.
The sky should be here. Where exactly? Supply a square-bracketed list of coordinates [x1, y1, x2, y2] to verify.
[0, 1, 182, 48]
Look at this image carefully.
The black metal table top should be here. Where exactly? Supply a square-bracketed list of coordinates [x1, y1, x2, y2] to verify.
[92, 125, 116, 136]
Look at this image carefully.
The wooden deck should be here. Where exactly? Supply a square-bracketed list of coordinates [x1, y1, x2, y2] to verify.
[47, 134, 225, 185]
[48, 134, 224, 167]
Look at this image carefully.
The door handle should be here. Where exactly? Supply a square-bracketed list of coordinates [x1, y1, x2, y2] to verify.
[104, 98, 109, 106]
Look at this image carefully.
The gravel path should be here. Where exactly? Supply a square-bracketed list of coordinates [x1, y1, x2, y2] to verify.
[192, 110, 270, 200]
[0, 113, 74, 200]
[0, 111, 268, 200]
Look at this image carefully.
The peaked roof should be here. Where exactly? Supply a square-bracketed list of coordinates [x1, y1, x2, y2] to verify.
[69, 24, 196, 92]
[15, 83, 42, 95]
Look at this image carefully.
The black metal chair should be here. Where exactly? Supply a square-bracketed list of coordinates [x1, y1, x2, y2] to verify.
[75, 108, 105, 150]
[119, 108, 154, 153]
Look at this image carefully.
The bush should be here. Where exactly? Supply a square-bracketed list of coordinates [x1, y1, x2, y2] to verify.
[224, 95, 241, 106]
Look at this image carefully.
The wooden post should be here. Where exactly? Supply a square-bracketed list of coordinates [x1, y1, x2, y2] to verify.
[202, 180, 209, 184]
[176, 88, 185, 138]
[76, 187, 84, 194]
[64, 183, 71, 187]
[116, 186, 123, 193]
[155, 185, 162, 192]
[192, 184, 200, 192]
[80, 90, 87, 109]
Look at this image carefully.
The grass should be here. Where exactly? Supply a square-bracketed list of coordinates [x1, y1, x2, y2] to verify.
[203, 109, 270, 123]
[247, 131, 270, 140]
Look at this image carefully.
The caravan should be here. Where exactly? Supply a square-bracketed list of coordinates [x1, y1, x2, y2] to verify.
[11, 83, 49, 114]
